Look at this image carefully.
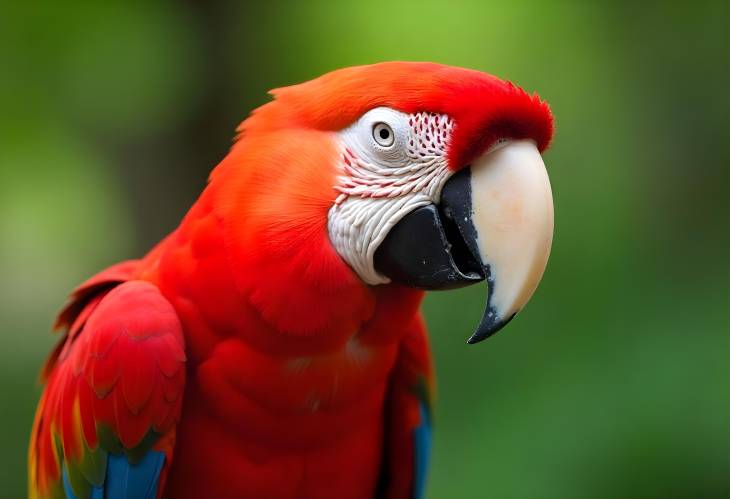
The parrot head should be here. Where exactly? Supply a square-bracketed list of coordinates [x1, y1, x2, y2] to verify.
[213, 62, 553, 343]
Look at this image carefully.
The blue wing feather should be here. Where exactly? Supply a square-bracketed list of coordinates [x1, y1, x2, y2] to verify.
[105, 451, 165, 499]
[61, 464, 77, 499]
[413, 402, 432, 499]
[62, 451, 165, 499]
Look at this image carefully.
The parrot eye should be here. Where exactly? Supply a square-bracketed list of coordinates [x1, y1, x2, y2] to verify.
[372, 122, 395, 147]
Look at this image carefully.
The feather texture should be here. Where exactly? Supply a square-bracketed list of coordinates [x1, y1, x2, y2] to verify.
[29, 266, 185, 499]
[29, 62, 553, 498]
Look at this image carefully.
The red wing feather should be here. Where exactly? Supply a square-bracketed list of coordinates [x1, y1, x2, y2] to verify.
[29, 274, 186, 499]
[380, 313, 435, 499]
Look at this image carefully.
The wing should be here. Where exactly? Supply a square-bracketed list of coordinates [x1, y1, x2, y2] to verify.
[378, 313, 435, 499]
[29, 266, 186, 499]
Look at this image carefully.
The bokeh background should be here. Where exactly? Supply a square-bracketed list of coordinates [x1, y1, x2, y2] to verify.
[2, 1, 729, 497]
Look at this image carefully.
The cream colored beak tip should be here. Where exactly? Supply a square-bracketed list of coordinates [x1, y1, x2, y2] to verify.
[468, 140, 554, 336]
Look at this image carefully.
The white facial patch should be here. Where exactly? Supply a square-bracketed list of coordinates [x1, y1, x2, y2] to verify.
[328, 107, 454, 285]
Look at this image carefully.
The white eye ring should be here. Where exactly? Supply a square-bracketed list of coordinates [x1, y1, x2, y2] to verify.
[372, 122, 395, 147]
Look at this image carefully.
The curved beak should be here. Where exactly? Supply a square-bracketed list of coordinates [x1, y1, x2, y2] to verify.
[374, 140, 554, 343]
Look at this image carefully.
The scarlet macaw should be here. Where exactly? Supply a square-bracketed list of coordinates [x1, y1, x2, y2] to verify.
[28, 62, 554, 499]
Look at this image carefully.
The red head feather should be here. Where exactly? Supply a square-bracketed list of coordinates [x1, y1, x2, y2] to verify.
[239, 61, 553, 169]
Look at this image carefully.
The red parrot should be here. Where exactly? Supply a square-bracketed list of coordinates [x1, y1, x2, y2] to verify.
[28, 62, 554, 499]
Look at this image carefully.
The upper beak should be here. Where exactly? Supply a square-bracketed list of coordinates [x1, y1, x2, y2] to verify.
[374, 140, 554, 343]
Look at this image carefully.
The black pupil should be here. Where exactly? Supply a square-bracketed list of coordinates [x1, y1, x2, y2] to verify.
[379, 127, 390, 140]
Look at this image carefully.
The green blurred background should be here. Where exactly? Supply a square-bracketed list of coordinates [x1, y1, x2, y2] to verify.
[2, 1, 729, 497]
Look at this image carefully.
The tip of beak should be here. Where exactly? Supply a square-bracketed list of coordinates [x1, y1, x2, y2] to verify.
[466, 311, 516, 344]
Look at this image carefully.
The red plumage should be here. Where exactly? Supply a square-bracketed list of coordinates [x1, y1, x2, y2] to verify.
[30, 265, 185, 498]
[29, 62, 552, 499]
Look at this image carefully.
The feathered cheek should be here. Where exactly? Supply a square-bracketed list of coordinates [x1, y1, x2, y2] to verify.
[327, 111, 456, 286]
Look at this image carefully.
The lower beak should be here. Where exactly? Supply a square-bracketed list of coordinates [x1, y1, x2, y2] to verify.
[374, 140, 554, 343]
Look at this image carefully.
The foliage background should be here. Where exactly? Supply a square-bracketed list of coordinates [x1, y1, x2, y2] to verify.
[1, 1, 729, 497]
